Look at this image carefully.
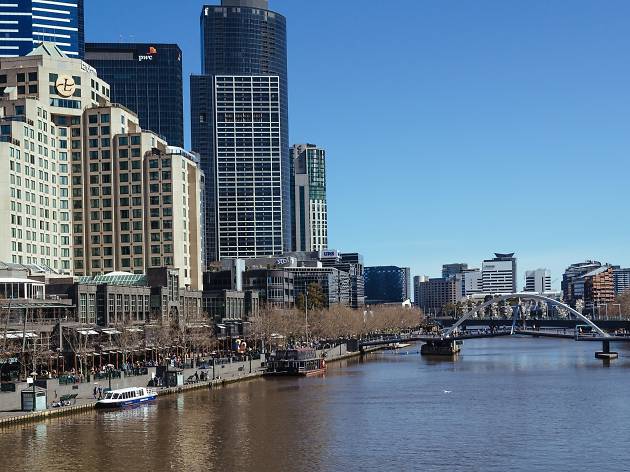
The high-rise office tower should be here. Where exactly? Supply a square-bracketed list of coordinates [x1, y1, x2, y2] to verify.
[84, 43, 184, 148]
[0, 0, 84, 58]
[191, 0, 290, 262]
[292, 144, 328, 252]
[482, 253, 517, 294]
[0, 43, 203, 289]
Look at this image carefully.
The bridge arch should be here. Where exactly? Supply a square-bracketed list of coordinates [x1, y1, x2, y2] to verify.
[443, 293, 609, 338]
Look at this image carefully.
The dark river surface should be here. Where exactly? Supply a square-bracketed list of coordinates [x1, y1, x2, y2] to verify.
[2, 338, 630, 472]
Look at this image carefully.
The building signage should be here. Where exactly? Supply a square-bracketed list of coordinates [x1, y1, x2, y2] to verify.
[80, 61, 97, 76]
[0, 357, 18, 365]
[55, 75, 76, 97]
[320, 250, 338, 259]
[138, 46, 158, 62]
[275, 258, 289, 266]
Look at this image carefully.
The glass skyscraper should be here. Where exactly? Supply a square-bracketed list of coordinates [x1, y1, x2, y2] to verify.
[84, 43, 184, 148]
[292, 144, 328, 252]
[0, 0, 84, 58]
[191, 0, 290, 262]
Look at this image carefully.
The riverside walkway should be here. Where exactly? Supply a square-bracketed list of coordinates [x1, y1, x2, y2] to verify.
[0, 344, 358, 426]
[0, 358, 265, 424]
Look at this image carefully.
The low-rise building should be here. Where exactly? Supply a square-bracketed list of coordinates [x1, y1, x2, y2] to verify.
[524, 269, 552, 294]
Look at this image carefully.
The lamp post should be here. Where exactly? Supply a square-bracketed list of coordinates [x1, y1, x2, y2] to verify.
[31, 371, 37, 412]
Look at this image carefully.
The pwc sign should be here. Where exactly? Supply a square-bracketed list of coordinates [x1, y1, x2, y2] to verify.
[138, 46, 158, 62]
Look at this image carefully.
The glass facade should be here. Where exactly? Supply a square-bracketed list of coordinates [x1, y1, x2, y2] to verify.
[191, 1, 290, 262]
[214, 75, 283, 258]
[84, 43, 184, 148]
[0, 0, 84, 58]
[292, 144, 328, 252]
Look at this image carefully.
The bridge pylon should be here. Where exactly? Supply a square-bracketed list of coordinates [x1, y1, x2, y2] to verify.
[420, 339, 461, 356]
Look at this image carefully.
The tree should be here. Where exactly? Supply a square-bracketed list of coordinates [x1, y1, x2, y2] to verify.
[616, 291, 630, 319]
[296, 282, 326, 311]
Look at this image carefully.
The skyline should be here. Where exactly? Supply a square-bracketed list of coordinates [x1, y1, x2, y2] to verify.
[85, 0, 630, 287]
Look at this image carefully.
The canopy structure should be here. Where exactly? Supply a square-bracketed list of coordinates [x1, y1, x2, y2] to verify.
[0, 278, 45, 300]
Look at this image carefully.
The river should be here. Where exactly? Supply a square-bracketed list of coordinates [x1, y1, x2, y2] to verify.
[2, 338, 630, 471]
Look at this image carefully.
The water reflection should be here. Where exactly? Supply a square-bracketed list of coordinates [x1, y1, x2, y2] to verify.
[2, 338, 630, 471]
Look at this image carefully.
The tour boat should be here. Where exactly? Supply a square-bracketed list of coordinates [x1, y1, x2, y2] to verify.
[96, 387, 157, 409]
[265, 348, 326, 377]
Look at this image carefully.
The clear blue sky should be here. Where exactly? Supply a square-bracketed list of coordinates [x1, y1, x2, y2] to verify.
[86, 0, 630, 289]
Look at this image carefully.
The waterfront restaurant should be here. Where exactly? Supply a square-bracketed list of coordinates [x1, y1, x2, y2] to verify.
[0, 277, 45, 300]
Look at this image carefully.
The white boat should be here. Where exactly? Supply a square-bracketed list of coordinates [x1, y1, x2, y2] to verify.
[96, 387, 157, 409]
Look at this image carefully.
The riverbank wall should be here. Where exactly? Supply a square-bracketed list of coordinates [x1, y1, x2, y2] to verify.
[0, 343, 378, 427]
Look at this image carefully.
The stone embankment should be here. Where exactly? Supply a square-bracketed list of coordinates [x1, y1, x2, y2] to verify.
[0, 343, 380, 427]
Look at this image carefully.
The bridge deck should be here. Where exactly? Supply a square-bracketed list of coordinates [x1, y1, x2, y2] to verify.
[359, 330, 630, 348]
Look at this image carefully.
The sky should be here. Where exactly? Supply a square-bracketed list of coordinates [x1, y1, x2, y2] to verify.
[86, 0, 630, 289]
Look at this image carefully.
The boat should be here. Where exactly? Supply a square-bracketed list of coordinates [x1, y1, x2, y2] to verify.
[95, 387, 157, 409]
[265, 348, 326, 377]
[385, 342, 412, 350]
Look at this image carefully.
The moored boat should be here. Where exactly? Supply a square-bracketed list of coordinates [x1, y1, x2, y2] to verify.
[265, 348, 326, 377]
[96, 387, 157, 409]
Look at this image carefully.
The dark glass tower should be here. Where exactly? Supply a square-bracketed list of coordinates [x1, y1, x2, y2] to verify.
[84, 43, 184, 148]
[191, 0, 290, 263]
[0, 0, 84, 58]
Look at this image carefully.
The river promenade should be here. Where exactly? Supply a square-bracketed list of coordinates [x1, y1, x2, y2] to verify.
[0, 344, 361, 426]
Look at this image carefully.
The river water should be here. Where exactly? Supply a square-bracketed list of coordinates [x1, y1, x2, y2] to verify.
[2, 338, 630, 472]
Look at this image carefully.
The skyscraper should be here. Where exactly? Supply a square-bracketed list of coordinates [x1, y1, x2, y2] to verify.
[84, 43, 184, 148]
[191, 0, 290, 262]
[292, 144, 328, 252]
[0, 0, 84, 58]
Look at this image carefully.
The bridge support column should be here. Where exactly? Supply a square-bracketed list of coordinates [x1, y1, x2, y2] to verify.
[595, 341, 618, 360]
[421, 340, 461, 356]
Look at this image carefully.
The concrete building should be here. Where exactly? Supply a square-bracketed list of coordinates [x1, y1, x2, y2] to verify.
[582, 266, 615, 315]
[46, 268, 202, 327]
[613, 267, 630, 296]
[286, 266, 349, 308]
[364, 266, 411, 305]
[415, 277, 459, 316]
[413, 275, 428, 305]
[191, 1, 291, 263]
[0, 44, 203, 289]
[524, 269, 552, 294]
[85, 43, 184, 148]
[482, 253, 517, 294]
[203, 263, 294, 311]
[442, 263, 468, 279]
[0, 0, 84, 58]
[460, 269, 482, 296]
[292, 144, 328, 252]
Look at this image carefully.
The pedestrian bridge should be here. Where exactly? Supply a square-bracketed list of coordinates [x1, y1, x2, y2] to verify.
[360, 293, 626, 359]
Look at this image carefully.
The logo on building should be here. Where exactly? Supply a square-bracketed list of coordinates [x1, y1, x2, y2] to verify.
[139, 46, 158, 62]
[55, 75, 76, 98]
[275, 258, 289, 266]
[319, 250, 338, 259]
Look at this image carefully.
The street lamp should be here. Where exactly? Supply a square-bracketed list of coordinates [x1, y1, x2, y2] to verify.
[105, 363, 114, 391]
[31, 371, 37, 412]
